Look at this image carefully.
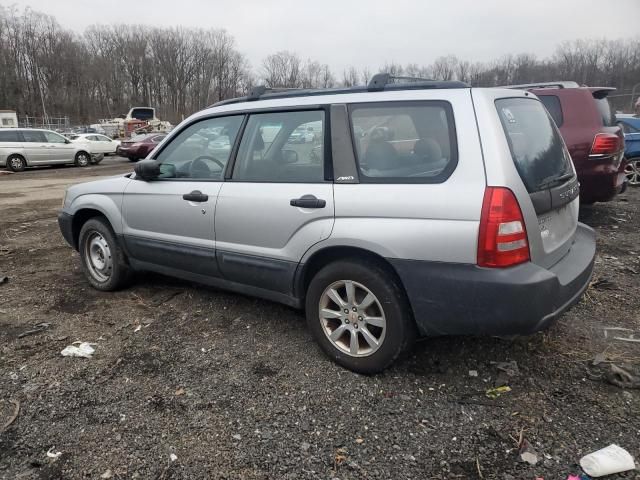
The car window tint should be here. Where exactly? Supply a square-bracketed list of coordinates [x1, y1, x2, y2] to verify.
[538, 95, 563, 127]
[43, 131, 67, 143]
[594, 97, 615, 126]
[21, 130, 47, 143]
[349, 102, 457, 183]
[99, 135, 111, 142]
[496, 98, 572, 193]
[155, 116, 243, 180]
[232, 110, 325, 183]
[0, 130, 21, 142]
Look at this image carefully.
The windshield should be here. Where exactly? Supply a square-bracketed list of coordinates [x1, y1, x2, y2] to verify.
[496, 97, 572, 193]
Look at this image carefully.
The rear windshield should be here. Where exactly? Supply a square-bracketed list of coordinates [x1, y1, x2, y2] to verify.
[594, 96, 615, 126]
[496, 98, 572, 193]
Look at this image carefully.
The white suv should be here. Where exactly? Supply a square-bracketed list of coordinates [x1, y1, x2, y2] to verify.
[58, 74, 596, 373]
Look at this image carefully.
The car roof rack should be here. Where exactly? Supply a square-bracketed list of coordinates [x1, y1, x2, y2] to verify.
[211, 73, 469, 107]
[503, 81, 581, 90]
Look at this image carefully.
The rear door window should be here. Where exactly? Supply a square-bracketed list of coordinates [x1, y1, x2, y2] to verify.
[349, 101, 457, 183]
[21, 130, 47, 143]
[496, 98, 572, 193]
[538, 95, 563, 127]
[0, 130, 21, 142]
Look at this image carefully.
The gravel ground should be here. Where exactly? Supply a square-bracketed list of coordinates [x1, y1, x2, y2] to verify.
[0, 161, 639, 479]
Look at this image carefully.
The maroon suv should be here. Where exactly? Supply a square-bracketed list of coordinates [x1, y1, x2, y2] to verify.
[510, 82, 625, 204]
[117, 133, 166, 162]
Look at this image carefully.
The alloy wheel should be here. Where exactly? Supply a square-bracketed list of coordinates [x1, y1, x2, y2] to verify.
[318, 280, 386, 357]
[625, 159, 640, 186]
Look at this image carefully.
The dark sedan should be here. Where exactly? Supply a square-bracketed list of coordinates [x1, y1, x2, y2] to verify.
[117, 134, 166, 162]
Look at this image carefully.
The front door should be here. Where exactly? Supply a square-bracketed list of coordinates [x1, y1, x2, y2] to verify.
[43, 131, 75, 162]
[121, 114, 245, 277]
[215, 109, 334, 295]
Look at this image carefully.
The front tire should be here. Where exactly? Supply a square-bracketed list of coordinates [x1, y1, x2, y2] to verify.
[7, 155, 26, 172]
[305, 259, 416, 374]
[78, 218, 132, 291]
[625, 158, 640, 186]
[75, 151, 90, 167]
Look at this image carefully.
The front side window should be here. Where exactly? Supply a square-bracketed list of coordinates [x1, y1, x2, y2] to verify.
[21, 130, 47, 143]
[154, 116, 243, 180]
[232, 110, 325, 183]
[349, 102, 457, 183]
[43, 131, 67, 143]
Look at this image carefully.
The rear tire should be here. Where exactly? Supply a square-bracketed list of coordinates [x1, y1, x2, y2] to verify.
[7, 154, 26, 172]
[128, 157, 138, 162]
[625, 157, 640, 186]
[75, 151, 90, 167]
[78, 217, 133, 291]
[305, 259, 416, 374]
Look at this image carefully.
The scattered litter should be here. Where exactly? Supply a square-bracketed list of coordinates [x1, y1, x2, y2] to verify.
[355, 438, 364, 444]
[174, 388, 185, 396]
[519, 439, 539, 465]
[232, 434, 241, 441]
[134, 325, 142, 332]
[18, 322, 51, 338]
[169, 453, 178, 462]
[46, 447, 62, 459]
[591, 278, 617, 290]
[606, 364, 640, 389]
[469, 370, 478, 377]
[579, 444, 635, 477]
[100, 469, 113, 479]
[485, 386, 511, 399]
[0, 276, 8, 285]
[1, 399, 20, 432]
[60, 342, 96, 358]
[491, 360, 519, 377]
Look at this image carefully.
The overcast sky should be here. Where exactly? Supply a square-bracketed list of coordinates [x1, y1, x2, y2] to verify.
[4, 0, 639, 73]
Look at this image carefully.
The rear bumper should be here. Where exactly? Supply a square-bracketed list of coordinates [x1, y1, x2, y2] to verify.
[390, 223, 596, 336]
[58, 211, 76, 249]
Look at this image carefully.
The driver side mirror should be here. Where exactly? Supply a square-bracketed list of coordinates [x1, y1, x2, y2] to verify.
[134, 159, 161, 181]
[281, 149, 298, 164]
[65, 138, 71, 144]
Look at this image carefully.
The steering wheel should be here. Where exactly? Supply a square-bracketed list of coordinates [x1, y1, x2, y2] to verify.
[189, 155, 225, 178]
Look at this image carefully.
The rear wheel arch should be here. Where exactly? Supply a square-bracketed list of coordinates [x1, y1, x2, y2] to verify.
[297, 246, 409, 304]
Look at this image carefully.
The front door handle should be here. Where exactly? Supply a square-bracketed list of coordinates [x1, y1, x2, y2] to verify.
[183, 190, 208, 202]
[290, 194, 326, 209]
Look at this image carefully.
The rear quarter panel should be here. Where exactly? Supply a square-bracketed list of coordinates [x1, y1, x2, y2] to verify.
[324, 89, 485, 264]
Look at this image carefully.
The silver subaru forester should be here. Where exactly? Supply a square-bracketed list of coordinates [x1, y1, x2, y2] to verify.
[58, 74, 595, 373]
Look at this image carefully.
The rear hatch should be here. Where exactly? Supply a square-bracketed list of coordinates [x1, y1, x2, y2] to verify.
[495, 97, 579, 268]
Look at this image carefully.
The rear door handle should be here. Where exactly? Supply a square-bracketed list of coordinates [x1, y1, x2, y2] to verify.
[183, 190, 208, 202]
[290, 194, 326, 209]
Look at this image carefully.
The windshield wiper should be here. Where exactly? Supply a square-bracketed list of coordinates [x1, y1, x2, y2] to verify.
[538, 171, 574, 190]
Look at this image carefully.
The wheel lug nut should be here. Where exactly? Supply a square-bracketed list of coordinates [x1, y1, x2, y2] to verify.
[344, 309, 349, 314]
[345, 319, 350, 324]
[358, 316, 363, 321]
[352, 307, 357, 312]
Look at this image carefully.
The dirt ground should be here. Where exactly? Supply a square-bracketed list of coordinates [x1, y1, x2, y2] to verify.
[0, 159, 639, 480]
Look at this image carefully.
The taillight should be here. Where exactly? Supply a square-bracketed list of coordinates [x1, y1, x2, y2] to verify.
[477, 187, 530, 268]
[590, 133, 620, 156]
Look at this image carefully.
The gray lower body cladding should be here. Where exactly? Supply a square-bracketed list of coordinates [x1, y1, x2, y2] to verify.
[58, 211, 595, 337]
[390, 223, 595, 336]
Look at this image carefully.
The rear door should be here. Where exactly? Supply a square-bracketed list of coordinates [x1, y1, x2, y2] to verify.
[493, 96, 578, 268]
[20, 130, 49, 164]
[215, 109, 334, 295]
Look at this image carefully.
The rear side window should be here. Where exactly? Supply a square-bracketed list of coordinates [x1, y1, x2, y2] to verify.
[496, 98, 572, 193]
[21, 130, 47, 143]
[349, 101, 457, 183]
[594, 97, 615, 126]
[0, 130, 21, 142]
[538, 95, 563, 127]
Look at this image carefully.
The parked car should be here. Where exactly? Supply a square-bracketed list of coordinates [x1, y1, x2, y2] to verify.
[288, 125, 316, 143]
[507, 82, 625, 204]
[71, 133, 120, 156]
[616, 115, 640, 186]
[58, 74, 595, 373]
[116, 133, 166, 162]
[0, 128, 102, 171]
